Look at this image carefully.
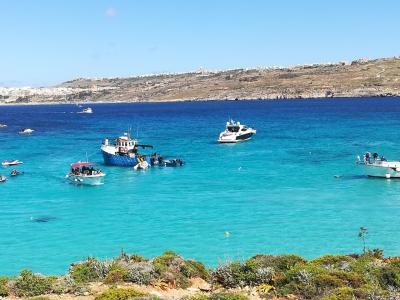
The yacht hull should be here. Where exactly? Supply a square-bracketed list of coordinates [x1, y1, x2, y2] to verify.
[359, 162, 400, 178]
[218, 132, 255, 143]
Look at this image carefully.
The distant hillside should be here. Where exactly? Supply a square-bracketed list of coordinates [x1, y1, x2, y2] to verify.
[1, 56, 400, 104]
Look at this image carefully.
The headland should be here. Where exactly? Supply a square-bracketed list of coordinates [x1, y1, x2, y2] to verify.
[1, 56, 400, 105]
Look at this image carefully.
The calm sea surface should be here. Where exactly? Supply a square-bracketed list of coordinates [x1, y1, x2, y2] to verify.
[1, 98, 400, 275]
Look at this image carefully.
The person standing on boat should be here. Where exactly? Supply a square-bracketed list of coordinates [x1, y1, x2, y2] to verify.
[365, 152, 371, 164]
[373, 152, 379, 161]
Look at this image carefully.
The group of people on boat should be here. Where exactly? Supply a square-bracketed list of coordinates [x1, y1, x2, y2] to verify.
[362, 152, 386, 164]
[70, 166, 102, 176]
[154, 155, 184, 167]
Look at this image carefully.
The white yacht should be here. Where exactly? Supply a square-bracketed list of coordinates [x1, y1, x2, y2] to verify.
[218, 119, 256, 143]
[356, 152, 400, 178]
[0, 124, 7, 128]
[77, 107, 93, 114]
[66, 162, 105, 185]
[19, 128, 34, 134]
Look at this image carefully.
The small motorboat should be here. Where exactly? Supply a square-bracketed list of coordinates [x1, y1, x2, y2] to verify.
[356, 152, 400, 178]
[10, 170, 24, 177]
[218, 119, 256, 143]
[2, 160, 23, 167]
[0, 124, 7, 128]
[19, 128, 34, 134]
[134, 159, 149, 170]
[163, 158, 185, 167]
[0, 175, 6, 182]
[66, 162, 105, 185]
[77, 107, 93, 114]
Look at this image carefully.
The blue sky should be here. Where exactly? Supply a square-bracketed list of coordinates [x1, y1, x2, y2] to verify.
[1, 0, 399, 86]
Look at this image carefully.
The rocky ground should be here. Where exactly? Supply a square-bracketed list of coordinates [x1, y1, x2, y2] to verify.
[1, 56, 400, 104]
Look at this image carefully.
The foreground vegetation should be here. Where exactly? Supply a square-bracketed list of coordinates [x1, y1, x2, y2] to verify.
[2, 249, 400, 299]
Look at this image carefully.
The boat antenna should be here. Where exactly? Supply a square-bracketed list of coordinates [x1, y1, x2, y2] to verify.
[136, 125, 139, 139]
[85, 152, 88, 162]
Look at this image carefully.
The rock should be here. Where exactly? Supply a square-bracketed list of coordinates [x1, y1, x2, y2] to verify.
[191, 278, 211, 291]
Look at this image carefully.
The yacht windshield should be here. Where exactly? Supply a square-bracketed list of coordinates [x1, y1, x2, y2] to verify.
[227, 126, 239, 132]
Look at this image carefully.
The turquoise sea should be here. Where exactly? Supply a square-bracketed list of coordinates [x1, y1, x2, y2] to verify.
[1, 98, 400, 275]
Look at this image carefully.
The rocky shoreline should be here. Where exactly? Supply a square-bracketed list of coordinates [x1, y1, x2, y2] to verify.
[1, 250, 400, 300]
[1, 56, 400, 105]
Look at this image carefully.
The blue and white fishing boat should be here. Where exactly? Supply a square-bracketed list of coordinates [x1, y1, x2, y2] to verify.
[101, 132, 154, 167]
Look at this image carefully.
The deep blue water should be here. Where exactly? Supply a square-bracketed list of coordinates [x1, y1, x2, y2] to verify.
[1, 98, 400, 275]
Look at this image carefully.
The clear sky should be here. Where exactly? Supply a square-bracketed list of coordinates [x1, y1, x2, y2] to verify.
[1, 0, 399, 86]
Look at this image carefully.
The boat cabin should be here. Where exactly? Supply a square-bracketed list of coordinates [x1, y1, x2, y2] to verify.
[227, 125, 240, 132]
[116, 136, 136, 148]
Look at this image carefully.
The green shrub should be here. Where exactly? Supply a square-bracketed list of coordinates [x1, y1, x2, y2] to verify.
[366, 249, 384, 259]
[277, 265, 328, 298]
[104, 265, 128, 284]
[182, 259, 209, 280]
[348, 255, 376, 277]
[0, 277, 9, 297]
[311, 255, 355, 271]
[321, 287, 355, 300]
[330, 270, 364, 288]
[70, 261, 100, 283]
[248, 254, 306, 273]
[209, 292, 249, 300]
[211, 260, 275, 288]
[152, 251, 195, 288]
[14, 269, 52, 297]
[211, 261, 248, 288]
[378, 264, 400, 288]
[125, 261, 156, 285]
[352, 284, 377, 299]
[285, 264, 326, 283]
[153, 251, 179, 274]
[69, 257, 112, 283]
[130, 254, 147, 262]
[95, 287, 146, 300]
[313, 273, 344, 291]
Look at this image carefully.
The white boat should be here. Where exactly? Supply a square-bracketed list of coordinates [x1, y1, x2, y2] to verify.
[356, 152, 400, 178]
[19, 128, 34, 134]
[65, 162, 105, 185]
[218, 119, 256, 143]
[77, 107, 93, 114]
[0, 175, 6, 183]
[0, 124, 7, 128]
[133, 160, 149, 170]
[2, 160, 23, 166]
